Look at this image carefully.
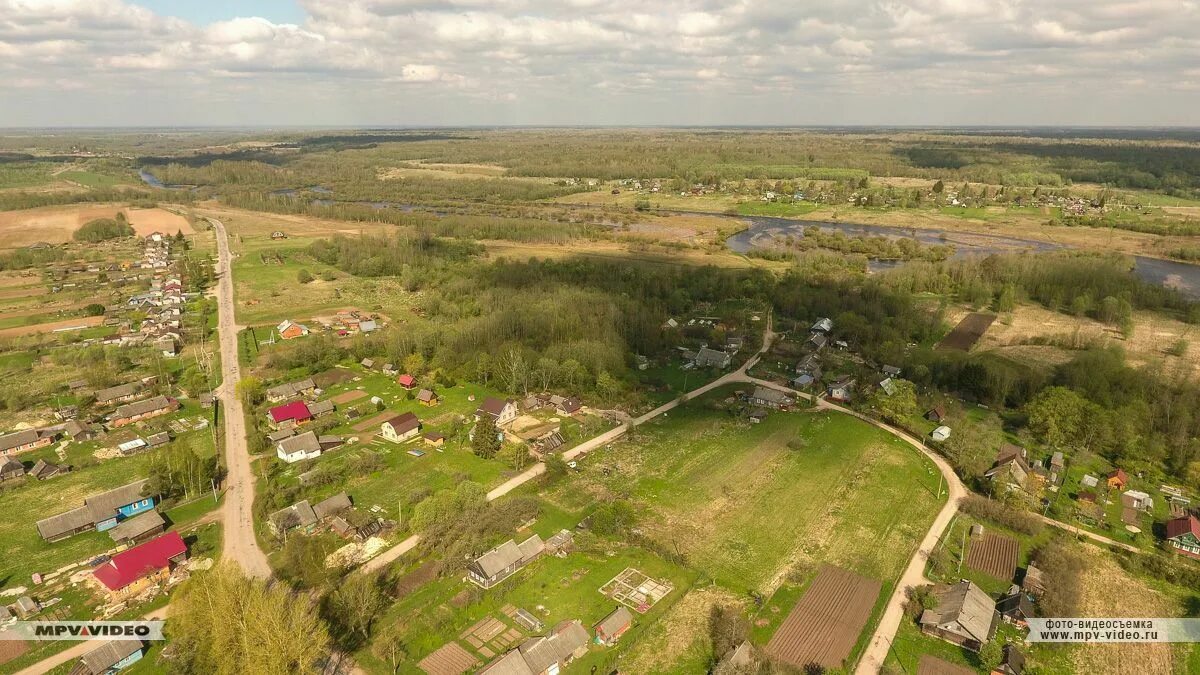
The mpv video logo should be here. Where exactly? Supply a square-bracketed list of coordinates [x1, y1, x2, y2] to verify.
[0, 621, 165, 641]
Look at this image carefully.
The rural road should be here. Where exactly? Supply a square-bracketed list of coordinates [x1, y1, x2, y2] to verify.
[360, 316, 778, 574]
[210, 217, 272, 579]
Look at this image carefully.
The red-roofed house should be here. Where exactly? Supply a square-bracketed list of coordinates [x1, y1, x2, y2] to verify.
[269, 401, 312, 427]
[1107, 469, 1128, 490]
[396, 374, 416, 390]
[1166, 514, 1200, 560]
[92, 531, 187, 599]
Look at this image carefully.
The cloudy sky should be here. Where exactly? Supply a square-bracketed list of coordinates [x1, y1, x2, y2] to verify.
[2, 0, 1198, 127]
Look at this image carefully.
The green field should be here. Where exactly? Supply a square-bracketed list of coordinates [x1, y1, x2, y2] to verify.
[357, 513, 696, 675]
[547, 386, 945, 593]
[735, 201, 820, 217]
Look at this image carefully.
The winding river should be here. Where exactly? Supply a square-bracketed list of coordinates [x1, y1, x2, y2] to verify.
[727, 215, 1200, 299]
[136, 168, 1200, 298]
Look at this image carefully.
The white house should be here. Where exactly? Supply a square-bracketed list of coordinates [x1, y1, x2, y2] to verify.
[475, 397, 518, 427]
[381, 412, 421, 442]
[277, 431, 322, 463]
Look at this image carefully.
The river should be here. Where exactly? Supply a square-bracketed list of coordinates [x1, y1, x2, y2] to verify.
[726, 215, 1200, 299]
[135, 169, 1200, 299]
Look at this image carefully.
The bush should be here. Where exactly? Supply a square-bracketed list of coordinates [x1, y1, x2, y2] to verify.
[297, 269, 314, 284]
[73, 217, 134, 242]
[959, 494, 1043, 536]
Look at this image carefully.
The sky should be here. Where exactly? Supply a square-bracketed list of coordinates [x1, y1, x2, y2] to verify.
[1, 0, 1199, 128]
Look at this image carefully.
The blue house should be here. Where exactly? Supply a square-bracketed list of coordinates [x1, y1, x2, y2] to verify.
[36, 480, 156, 541]
[74, 639, 144, 674]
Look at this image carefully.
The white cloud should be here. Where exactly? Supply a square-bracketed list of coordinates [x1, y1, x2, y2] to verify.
[0, 0, 1197, 125]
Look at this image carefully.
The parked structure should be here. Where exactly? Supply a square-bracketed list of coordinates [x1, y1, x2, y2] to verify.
[91, 531, 187, 600]
[594, 606, 633, 646]
[1166, 514, 1200, 559]
[0, 427, 60, 456]
[480, 620, 590, 675]
[476, 397, 518, 428]
[110, 396, 178, 428]
[467, 534, 545, 588]
[919, 580, 998, 652]
[381, 412, 421, 442]
[36, 479, 156, 542]
[276, 431, 323, 463]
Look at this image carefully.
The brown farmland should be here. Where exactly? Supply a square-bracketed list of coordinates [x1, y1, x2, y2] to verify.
[965, 531, 1019, 580]
[765, 564, 882, 671]
[417, 641, 477, 675]
[937, 312, 996, 351]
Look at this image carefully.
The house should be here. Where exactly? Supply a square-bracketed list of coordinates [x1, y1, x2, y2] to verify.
[792, 368, 822, 388]
[0, 427, 60, 456]
[307, 399, 335, 417]
[556, 397, 582, 416]
[382, 363, 397, 376]
[146, 432, 170, 447]
[694, 347, 732, 369]
[277, 320, 309, 340]
[28, 459, 69, 480]
[269, 500, 318, 535]
[881, 364, 902, 377]
[1166, 514, 1200, 560]
[15, 596, 39, 618]
[277, 431, 323, 463]
[1021, 564, 1045, 596]
[1049, 451, 1064, 474]
[984, 444, 1032, 488]
[1122, 490, 1154, 512]
[265, 378, 316, 402]
[467, 534, 545, 588]
[110, 396, 178, 428]
[811, 317, 833, 333]
[423, 432, 446, 447]
[36, 479, 156, 541]
[1080, 474, 1099, 489]
[827, 377, 855, 402]
[313, 492, 352, 520]
[360, 358, 375, 369]
[92, 531, 187, 599]
[64, 419, 97, 441]
[806, 333, 829, 352]
[925, 405, 947, 423]
[1107, 469, 1128, 490]
[70, 640, 145, 675]
[94, 382, 143, 406]
[919, 580, 999, 652]
[198, 392, 214, 408]
[0, 456, 24, 481]
[107, 510, 167, 546]
[996, 587, 1035, 626]
[481, 620, 590, 675]
[416, 389, 439, 406]
[476, 397, 518, 428]
[878, 377, 898, 396]
[269, 400, 313, 427]
[994, 645, 1025, 675]
[381, 412, 421, 443]
[594, 606, 633, 645]
[749, 385, 793, 409]
[396, 374, 417, 389]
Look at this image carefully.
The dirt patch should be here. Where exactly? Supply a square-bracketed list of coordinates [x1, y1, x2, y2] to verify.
[1073, 544, 1178, 674]
[938, 312, 996, 351]
[765, 564, 882, 671]
[124, 207, 193, 236]
[332, 390, 368, 405]
[312, 367, 356, 388]
[965, 532, 1019, 581]
[416, 641, 478, 675]
[0, 204, 128, 248]
[353, 410, 397, 433]
[623, 586, 748, 673]
[0, 639, 29, 666]
[0, 315, 102, 337]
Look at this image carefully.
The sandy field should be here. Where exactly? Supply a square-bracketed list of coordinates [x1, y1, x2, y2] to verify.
[0, 315, 102, 337]
[0, 204, 192, 248]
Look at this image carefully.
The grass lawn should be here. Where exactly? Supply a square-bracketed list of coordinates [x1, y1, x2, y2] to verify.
[357, 521, 696, 675]
[547, 386, 945, 594]
[735, 201, 820, 217]
[58, 171, 134, 189]
[0, 400, 218, 586]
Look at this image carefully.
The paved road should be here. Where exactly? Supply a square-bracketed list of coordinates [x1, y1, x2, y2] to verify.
[210, 217, 272, 579]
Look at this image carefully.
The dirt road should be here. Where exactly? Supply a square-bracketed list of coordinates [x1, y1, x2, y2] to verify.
[361, 315, 777, 574]
[210, 217, 272, 579]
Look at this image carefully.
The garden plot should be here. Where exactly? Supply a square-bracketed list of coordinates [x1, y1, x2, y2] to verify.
[599, 567, 674, 613]
[965, 531, 1019, 581]
[764, 564, 881, 671]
